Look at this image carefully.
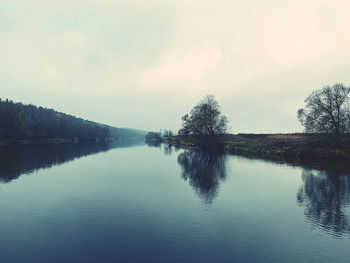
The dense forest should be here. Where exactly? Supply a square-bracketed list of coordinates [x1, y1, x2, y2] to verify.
[0, 98, 146, 142]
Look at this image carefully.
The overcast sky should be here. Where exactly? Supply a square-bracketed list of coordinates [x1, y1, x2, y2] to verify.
[1, 0, 350, 133]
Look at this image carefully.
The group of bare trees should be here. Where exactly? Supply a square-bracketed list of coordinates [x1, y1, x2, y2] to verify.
[177, 83, 350, 138]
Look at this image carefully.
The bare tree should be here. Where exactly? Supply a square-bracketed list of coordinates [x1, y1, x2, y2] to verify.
[298, 83, 350, 136]
[179, 95, 228, 136]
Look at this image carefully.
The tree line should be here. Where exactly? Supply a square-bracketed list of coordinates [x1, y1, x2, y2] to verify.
[170, 83, 350, 138]
[0, 98, 110, 141]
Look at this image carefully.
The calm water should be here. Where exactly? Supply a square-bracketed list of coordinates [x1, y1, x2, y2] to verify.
[0, 141, 349, 263]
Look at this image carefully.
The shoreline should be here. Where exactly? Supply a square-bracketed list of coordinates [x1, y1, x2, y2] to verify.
[163, 134, 350, 162]
[0, 137, 116, 146]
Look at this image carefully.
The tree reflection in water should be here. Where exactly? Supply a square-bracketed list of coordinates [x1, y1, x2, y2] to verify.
[145, 140, 161, 148]
[0, 140, 142, 183]
[163, 144, 174, 155]
[177, 150, 227, 205]
[297, 169, 350, 236]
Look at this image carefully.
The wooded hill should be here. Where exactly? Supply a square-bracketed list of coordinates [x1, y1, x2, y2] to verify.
[0, 98, 146, 143]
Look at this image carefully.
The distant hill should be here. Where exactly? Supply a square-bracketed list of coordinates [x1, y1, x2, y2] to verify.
[109, 127, 148, 140]
[0, 98, 147, 143]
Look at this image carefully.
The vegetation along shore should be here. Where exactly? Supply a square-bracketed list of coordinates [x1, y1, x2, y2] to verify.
[162, 133, 350, 162]
[0, 98, 147, 145]
[147, 83, 350, 162]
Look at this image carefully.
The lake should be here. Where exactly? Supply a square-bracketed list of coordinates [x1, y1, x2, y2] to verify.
[0, 141, 349, 263]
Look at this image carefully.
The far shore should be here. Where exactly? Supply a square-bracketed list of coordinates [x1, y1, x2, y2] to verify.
[0, 137, 116, 146]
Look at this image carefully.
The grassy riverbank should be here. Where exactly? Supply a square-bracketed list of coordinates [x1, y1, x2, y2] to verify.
[163, 134, 350, 162]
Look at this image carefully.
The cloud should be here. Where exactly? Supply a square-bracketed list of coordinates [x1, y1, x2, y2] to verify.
[137, 48, 222, 91]
[1, 0, 350, 132]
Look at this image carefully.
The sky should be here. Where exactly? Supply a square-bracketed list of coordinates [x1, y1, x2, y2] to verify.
[1, 0, 350, 133]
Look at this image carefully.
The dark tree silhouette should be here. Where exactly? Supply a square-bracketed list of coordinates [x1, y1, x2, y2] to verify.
[0, 98, 110, 141]
[298, 83, 350, 136]
[179, 95, 228, 136]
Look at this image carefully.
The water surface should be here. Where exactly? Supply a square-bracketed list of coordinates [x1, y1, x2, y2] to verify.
[0, 141, 349, 262]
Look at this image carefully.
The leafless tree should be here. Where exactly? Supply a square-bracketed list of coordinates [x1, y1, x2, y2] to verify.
[298, 83, 350, 136]
[179, 95, 228, 136]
